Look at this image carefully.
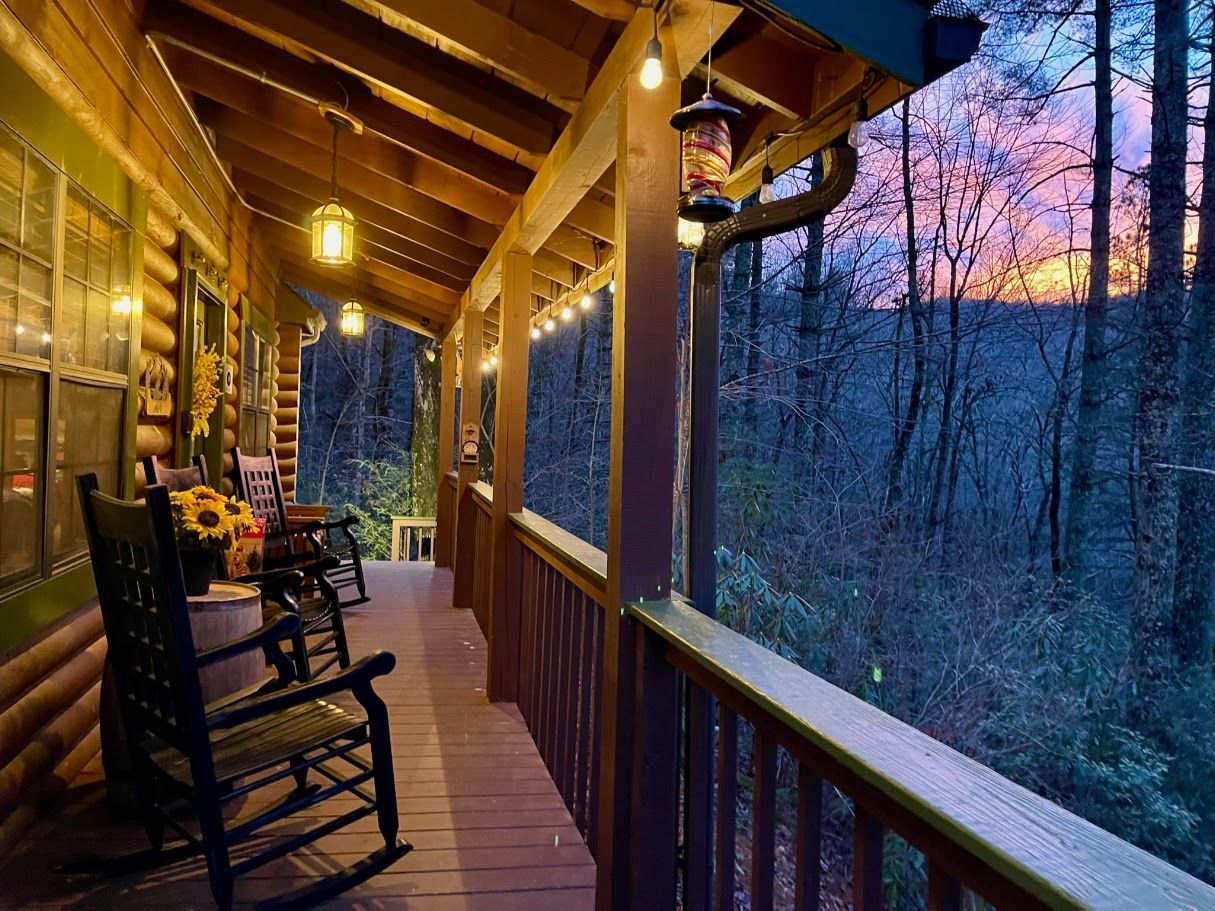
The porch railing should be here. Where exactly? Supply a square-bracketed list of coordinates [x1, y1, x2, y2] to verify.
[453, 480, 494, 635]
[442, 487, 1215, 911]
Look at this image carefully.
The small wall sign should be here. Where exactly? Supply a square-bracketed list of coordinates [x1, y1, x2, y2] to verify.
[460, 423, 479, 464]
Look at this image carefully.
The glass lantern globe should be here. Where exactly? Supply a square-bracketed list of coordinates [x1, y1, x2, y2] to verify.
[311, 199, 356, 267]
[340, 299, 365, 337]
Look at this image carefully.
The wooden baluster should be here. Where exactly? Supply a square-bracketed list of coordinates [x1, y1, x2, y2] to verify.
[575, 591, 596, 838]
[795, 764, 823, 911]
[557, 580, 576, 806]
[537, 564, 555, 770]
[714, 707, 738, 911]
[927, 860, 961, 911]
[853, 807, 884, 911]
[587, 602, 604, 857]
[751, 733, 777, 911]
[685, 684, 715, 911]
[518, 550, 535, 726]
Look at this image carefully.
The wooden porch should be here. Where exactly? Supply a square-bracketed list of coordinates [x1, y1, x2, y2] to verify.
[0, 561, 596, 910]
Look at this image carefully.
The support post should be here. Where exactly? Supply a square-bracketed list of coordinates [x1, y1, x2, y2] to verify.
[595, 29, 681, 911]
[488, 251, 531, 700]
[452, 310, 483, 609]
[435, 333, 457, 567]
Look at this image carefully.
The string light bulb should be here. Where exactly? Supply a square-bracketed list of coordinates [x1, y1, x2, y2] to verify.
[580, 291, 594, 311]
[758, 139, 776, 204]
[490, 353, 498, 367]
[561, 305, 573, 321]
[640, 11, 663, 90]
[531, 325, 541, 340]
[481, 358, 491, 372]
[543, 317, 556, 333]
[609, 278, 615, 295]
[847, 97, 870, 150]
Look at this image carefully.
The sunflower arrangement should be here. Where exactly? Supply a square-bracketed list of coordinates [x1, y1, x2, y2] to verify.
[190, 344, 222, 439]
[169, 485, 258, 551]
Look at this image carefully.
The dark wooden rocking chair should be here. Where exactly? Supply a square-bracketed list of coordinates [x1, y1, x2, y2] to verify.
[77, 475, 411, 910]
[143, 454, 352, 681]
[231, 448, 369, 607]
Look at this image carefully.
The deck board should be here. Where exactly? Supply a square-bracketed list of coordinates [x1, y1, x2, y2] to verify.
[0, 562, 596, 910]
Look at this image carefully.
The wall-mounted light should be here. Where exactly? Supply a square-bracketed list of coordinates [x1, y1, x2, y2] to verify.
[310, 104, 362, 266]
[340, 298, 365, 337]
[111, 285, 133, 315]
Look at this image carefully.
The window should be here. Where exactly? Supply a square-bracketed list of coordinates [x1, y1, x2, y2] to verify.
[0, 121, 132, 593]
[240, 323, 273, 454]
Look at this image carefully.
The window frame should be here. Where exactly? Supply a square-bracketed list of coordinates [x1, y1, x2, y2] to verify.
[0, 121, 132, 596]
[240, 319, 274, 456]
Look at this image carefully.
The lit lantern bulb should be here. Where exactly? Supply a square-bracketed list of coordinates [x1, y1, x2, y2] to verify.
[561, 305, 573, 322]
[579, 292, 594, 311]
[848, 97, 870, 150]
[322, 221, 343, 257]
[640, 36, 663, 90]
[677, 217, 705, 250]
[531, 326, 541, 340]
[758, 164, 777, 205]
[543, 317, 556, 333]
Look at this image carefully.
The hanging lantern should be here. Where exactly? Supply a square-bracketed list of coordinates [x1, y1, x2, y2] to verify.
[309, 104, 362, 267]
[670, 94, 743, 223]
[340, 299, 365, 337]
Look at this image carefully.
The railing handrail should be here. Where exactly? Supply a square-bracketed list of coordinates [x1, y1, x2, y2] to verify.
[468, 480, 493, 510]
[510, 510, 607, 604]
[630, 597, 1215, 910]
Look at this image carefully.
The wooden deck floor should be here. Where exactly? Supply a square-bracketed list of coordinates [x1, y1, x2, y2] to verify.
[0, 562, 596, 910]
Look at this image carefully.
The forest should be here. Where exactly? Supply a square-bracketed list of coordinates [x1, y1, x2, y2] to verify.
[298, 0, 1214, 899]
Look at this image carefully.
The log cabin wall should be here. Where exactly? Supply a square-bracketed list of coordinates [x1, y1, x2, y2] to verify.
[133, 202, 182, 492]
[274, 323, 303, 499]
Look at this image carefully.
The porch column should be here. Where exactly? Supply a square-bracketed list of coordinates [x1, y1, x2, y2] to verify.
[596, 28, 681, 911]
[452, 310, 483, 609]
[434, 333, 458, 567]
[488, 251, 531, 701]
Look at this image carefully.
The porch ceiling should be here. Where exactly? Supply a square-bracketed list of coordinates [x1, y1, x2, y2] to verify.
[141, 0, 956, 346]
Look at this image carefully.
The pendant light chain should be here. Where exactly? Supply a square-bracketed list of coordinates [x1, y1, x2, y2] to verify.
[706, 1, 714, 92]
[330, 120, 340, 200]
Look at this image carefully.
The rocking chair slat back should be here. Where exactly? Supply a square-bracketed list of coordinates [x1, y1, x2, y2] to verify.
[231, 449, 290, 536]
[143, 455, 209, 493]
[77, 476, 208, 753]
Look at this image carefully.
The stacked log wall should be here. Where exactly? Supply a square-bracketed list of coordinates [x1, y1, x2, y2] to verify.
[275, 324, 302, 499]
[133, 204, 181, 493]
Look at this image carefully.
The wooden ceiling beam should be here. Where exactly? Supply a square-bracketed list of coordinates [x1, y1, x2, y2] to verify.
[249, 201, 470, 302]
[200, 102, 498, 251]
[462, 1, 737, 310]
[168, 53, 519, 225]
[565, 0, 636, 22]
[217, 141, 486, 268]
[708, 26, 816, 120]
[142, 0, 533, 195]
[278, 251, 453, 326]
[278, 260, 445, 336]
[200, 0, 565, 154]
[365, 0, 591, 101]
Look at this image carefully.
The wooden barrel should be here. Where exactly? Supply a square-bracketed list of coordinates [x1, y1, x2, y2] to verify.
[188, 582, 264, 704]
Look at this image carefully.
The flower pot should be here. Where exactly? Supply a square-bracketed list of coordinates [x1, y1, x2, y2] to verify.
[179, 547, 217, 597]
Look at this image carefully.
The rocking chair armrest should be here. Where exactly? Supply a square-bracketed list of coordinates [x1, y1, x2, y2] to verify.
[197, 613, 300, 668]
[291, 515, 359, 537]
[263, 527, 325, 557]
[206, 650, 397, 730]
[233, 567, 306, 589]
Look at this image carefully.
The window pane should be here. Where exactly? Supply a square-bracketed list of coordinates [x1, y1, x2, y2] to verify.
[242, 324, 257, 407]
[59, 277, 86, 366]
[0, 367, 43, 589]
[83, 287, 109, 370]
[259, 339, 272, 409]
[63, 185, 88, 281]
[88, 201, 111, 289]
[17, 257, 51, 359]
[23, 153, 55, 261]
[0, 246, 16, 353]
[53, 381, 122, 562]
[0, 129, 20, 248]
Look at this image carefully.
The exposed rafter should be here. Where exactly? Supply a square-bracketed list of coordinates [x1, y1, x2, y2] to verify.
[199, 0, 566, 154]
[142, 0, 533, 195]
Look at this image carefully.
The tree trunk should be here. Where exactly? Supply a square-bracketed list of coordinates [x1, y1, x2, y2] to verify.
[1130, 0, 1188, 690]
[412, 338, 440, 516]
[886, 99, 927, 512]
[794, 154, 824, 457]
[1062, 0, 1113, 581]
[1172, 10, 1215, 669]
[743, 231, 763, 452]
